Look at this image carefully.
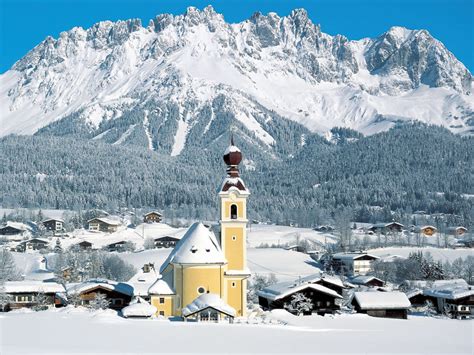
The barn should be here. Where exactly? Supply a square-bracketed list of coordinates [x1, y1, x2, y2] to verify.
[352, 291, 410, 319]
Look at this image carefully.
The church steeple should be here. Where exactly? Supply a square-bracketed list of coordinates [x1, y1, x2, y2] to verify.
[223, 135, 242, 178]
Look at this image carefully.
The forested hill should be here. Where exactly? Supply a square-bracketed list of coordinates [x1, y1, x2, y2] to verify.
[0, 123, 472, 226]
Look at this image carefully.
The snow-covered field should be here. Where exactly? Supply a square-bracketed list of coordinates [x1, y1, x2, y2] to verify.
[0, 308, 471, 354]
[368, 247, 473, 262]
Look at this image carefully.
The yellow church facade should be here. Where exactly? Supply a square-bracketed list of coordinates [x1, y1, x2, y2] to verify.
[149, 138, 250, 318]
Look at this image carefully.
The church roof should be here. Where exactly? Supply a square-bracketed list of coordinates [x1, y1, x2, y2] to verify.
[159, 222, 226, 273]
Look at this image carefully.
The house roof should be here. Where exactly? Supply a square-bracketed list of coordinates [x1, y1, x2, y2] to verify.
[148, 279, 175, 295]
[424, 288, 474, 300]
[65, 279, 134, 296]
[0, 221, 29, 231]
[258, 280, 343, 302]
[2, 281, 64, 293]
[121, 297, 157, 318]
[182, 293, 236, 317]
[350, 275, 384, 285]
[332, 252, 380, 261]
[219, 177, 249, 194]
[144, 211, 162, 217]
[42, 218, 64, 223]
[18, 238, 50, 245]
[299, 273, 345, 289]
[370, 222, 404, 229]
[353, 291, 411, 310]
[159, 222, 226, 273]
[405, 289, 423, 299]
[87, 217, 121, 226]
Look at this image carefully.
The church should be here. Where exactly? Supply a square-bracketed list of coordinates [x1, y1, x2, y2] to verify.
[148, 137, 250, 319]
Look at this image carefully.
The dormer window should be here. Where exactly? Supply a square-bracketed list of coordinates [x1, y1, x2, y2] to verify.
[230, 204, 238, 219]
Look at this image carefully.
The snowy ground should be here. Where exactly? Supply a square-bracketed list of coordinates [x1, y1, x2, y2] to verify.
[0, 307, 471, 354]
[368, 246, 474, 262]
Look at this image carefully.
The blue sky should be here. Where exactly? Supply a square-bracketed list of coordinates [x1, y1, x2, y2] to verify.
[0, 0, 472, 73]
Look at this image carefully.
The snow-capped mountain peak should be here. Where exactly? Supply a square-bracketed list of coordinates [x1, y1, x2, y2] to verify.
[0, 7, 472, 154]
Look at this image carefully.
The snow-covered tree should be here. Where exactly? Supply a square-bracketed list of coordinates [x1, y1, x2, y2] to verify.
[0, 286, 12, 311]
[144, 237, 156, 250]
[284, 292, 313, 316]
[247, 273, 278, 305]
[32, 291, 49, 311]
[0, 249, 21, 282]
[89, 293, 110, 310]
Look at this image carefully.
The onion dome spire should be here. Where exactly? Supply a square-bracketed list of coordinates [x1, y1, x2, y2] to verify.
[223, 134, 242, 177]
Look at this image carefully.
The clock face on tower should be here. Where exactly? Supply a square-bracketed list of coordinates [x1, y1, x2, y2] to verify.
[229, 192, 237, 201]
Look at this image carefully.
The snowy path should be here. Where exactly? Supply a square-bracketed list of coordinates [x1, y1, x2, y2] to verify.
[0, 310, 471, 354]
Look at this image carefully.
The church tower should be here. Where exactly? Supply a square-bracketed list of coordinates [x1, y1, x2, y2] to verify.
[219, 136, 250, 317]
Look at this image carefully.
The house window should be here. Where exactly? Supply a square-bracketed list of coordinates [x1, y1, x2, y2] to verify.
[230, 204, 238, 219]
[159, 311, 165, 316]
[159, 297, 165, 304]
[231, 282, 236, 288]
[197, 287, 206, 294]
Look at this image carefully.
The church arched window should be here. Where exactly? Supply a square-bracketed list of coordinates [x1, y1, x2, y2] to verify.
[230, 204, 238, 219]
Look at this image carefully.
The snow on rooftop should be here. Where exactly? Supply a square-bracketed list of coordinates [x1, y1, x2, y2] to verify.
[182, 293, 235, 317]
[121, 297, 157, 318]
[405, 289, 423, 299]
[332, 252, 380, 260]
[66, 279, 134, 296]
[160, 222, 226, 273]
[424, 288, 474, 300]
[353, 291, 411, 310]
[350, 275, 383, 285]
[1, 221, 29, 231]
[258, 279, 343, 301]
[148, 278, 174, 295]
[88, 217, 122, 226]
[2, 281, 64, 293]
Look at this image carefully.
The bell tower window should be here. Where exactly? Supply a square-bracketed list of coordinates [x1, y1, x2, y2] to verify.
[230, 204, 238, 219]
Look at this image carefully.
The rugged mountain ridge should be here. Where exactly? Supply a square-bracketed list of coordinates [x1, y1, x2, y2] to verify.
[1, 6, 473, 157]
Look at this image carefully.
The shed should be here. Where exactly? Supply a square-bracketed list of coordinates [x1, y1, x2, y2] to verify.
[182, 293, 235, 323]
[352, 291, 410, 319]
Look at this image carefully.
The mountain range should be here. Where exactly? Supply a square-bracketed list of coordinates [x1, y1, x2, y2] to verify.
[0, 6, 473, 159]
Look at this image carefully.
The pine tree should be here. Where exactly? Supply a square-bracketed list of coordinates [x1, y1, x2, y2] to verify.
[285, 292, 313, 316]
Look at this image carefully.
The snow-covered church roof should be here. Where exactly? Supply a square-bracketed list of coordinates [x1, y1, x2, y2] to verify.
[160, 222, 226, 273]
[182, 293, 236, 317]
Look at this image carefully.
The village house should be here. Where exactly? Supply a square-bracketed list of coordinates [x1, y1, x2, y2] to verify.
[349, 275, 385, 288]
[15, 238, 49, 252]
[369, 222, 404, 234]
[57, 279, 134, 310]
[87, 217, 121, 233]
[1, 281, 64, 311]
[405, 289, 430, 307]
[128, 263, 159, 302]
[153, 236, 180, 248]
[105, 240, 130, 252]
[331, 252, 380, 276]
[143, 211, 162, 224]
[351, 291, 411, 319]
[73, 240, 93, 250]
[447, 226, 468, 236]
[415, 225, 437, 236]
[258, 274, 344, 315]
[42, 218, 64, 233]
[423, 280, 474, 319]
[0, 221, 30, 240]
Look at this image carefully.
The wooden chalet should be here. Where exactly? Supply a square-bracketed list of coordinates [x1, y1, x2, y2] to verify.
[369, 222, 404, 234]
[1, 281, 63, 311]
[15, 238, 49, 252]
[448, 226, 468, 236]
[42, 218, 64, 232]
[143, 211, 162, 224]
[106, 240, 128, 252]
[423, 281, 474, 320]
[58, 280, 134, 310]
[87, 217, 121, 233]
[415, 225, 437, 236]
[75, 240, 93, 250]
[0, 222, 28, 236]
[154, 236, 180, 248]
[258, 274, 344, 315]
[349, 275, 385, 288]
[352, 291, 410, 319]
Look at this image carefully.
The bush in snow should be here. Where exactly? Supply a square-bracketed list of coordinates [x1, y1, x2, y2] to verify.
[284, 292, 313, 316]
[0, 286, 12, 311]
[89, 293, 110, 310]
[32, 291, 49, 311]
[423, 300, 438, 317]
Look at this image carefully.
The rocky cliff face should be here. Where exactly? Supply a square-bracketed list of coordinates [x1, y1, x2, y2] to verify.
[1, 6, 472, 155]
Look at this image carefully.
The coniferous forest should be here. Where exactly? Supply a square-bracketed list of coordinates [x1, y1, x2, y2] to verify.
[0, 123, 472, 227]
